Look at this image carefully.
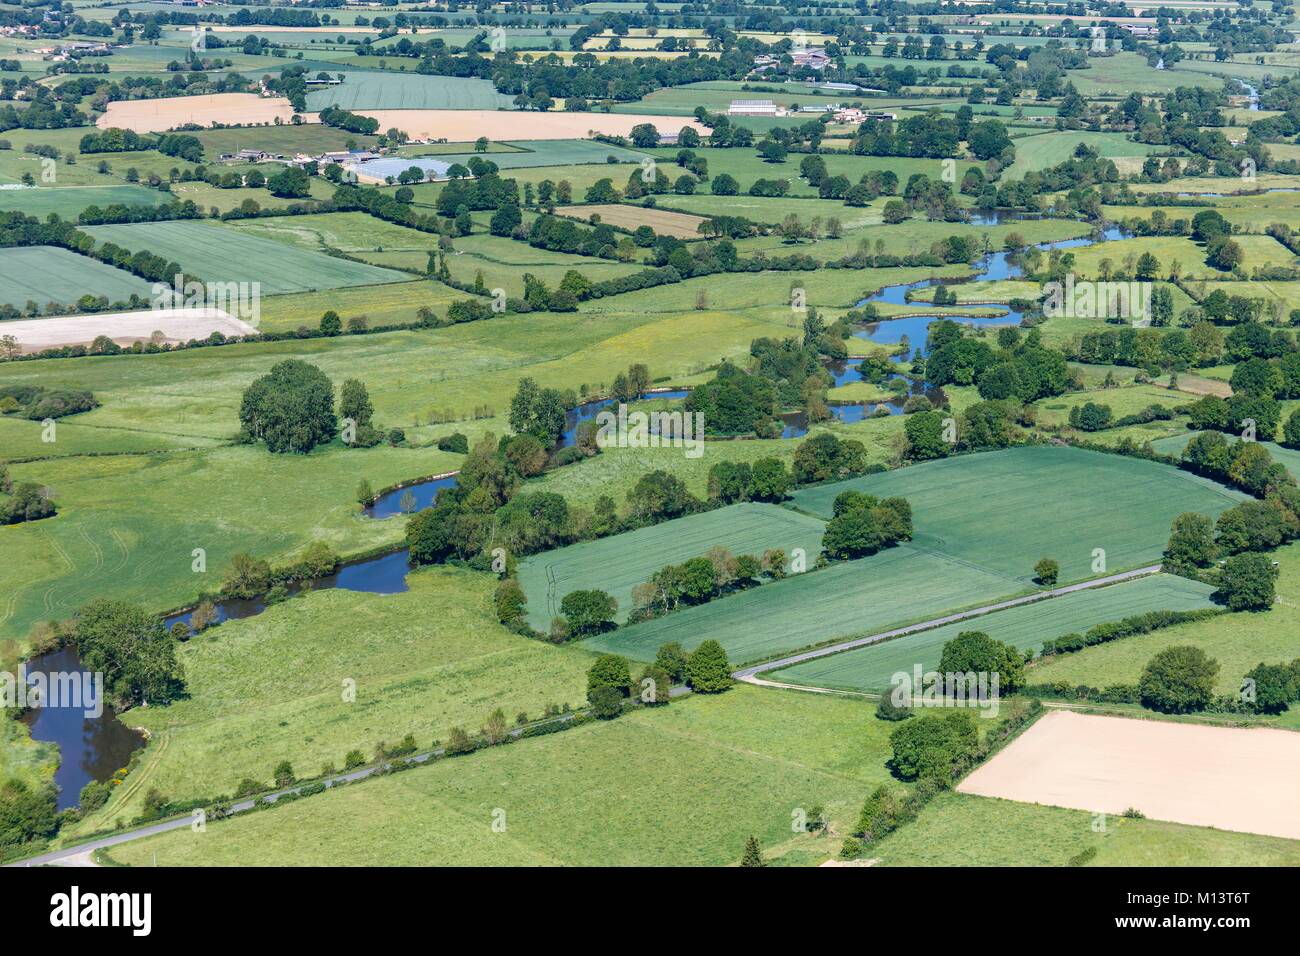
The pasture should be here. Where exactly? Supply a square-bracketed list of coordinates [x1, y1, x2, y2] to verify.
[769, 573, 1217, 694]
[82, 221, 411, 294]
[873, 792, 1300, 866]
[791, 445, 1245, 585]
[0, 246, 154, 308]
[517, 503, 827, 630]
[0, 185, 165, 219]
[77, 568, 593, 827]
[557, 203, 706, 239]
[104, 686, 899, 866]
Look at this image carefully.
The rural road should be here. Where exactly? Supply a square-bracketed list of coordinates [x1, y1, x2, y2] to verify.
[8, 688, 691, 868]
[732, 565, 1164, 691]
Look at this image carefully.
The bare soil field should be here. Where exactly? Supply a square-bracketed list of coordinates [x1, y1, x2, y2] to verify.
[4, 308, 258, 352]
[558, 203, 707, 238]
[958, 710, 1300, 840]
[97, 95, 308, 133]
[355, 110, 706, 142]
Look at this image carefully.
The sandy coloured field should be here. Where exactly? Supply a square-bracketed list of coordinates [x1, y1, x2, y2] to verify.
[5, 308, 258, 352]
[355, 110, 707, 142]
[958, 710, 1300, 840]
[97, 95, 308, 133]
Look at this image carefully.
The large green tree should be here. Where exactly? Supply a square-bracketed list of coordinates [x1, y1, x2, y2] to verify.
[238, 360, 337, 454]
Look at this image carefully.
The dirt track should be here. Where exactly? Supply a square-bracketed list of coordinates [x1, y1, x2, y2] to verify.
[958, 710, 1300, 840]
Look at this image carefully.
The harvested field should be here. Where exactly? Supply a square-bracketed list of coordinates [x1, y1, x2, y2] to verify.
[96, 94, 305, 133]
[558, 203, 706, 239]
[354, 110, 706, 142]
[958, 710, 1300, 841]
[2, 308, 257, 353]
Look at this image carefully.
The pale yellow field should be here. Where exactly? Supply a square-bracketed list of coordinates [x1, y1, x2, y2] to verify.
[959, 710, 1300, 841]
[97, 94, 307, 133]
[355, 110, 706, 141]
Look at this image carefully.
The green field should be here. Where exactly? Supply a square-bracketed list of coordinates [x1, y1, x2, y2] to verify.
[0, 184, 166, 219]
[770, 573, 1217, 693]
[1030, 541, 1300, 697]
[873, 792, 1300, 866]
[0, 443, 460, 645]
[0, 246, 154, 308]
[791, 446, 1245, 585]
[74, 567, 593, 827]
[104, 686, 897, 867]
[584, 542, 1019, 665]
[83, 221, 412, 294]
[517, 502, 827, 630]
[304, 72, 515, 111]
[1004, 130, 1159, 179]
[397, 138, 652, 169]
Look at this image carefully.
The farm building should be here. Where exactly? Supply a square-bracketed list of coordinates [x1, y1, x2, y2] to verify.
[729, 99, 779, 116]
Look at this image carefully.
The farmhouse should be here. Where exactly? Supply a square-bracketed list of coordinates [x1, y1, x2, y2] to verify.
[729, 99, 779, 116]
[1120, 23, 1160, 38]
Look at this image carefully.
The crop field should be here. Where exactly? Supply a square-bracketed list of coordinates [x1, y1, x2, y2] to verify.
[873, 792, 1300, 866]
[105, 687, 900, 866]
[0, 246, 154, 307]
[557, 203, 707, 238]
[769, 573, 1217, 694]
[83, 221, 411, 294]
[791, 446, 1245, 585]
[1031, 542, 1300, 696]
[1063, 235, 1299, 280]
[433, 233, 646, 298]
[304, 72, 515, 111]
[517, 503, 827, 630]
[95, 94, 301, 133]
[0, 185, 165, 219]
[78, 568, 593, 827]
[584, 542, 1021, 665]
[353, 110, 708, 142]
[2, 308, 258, 353]
[959, 711, 1300, 840]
